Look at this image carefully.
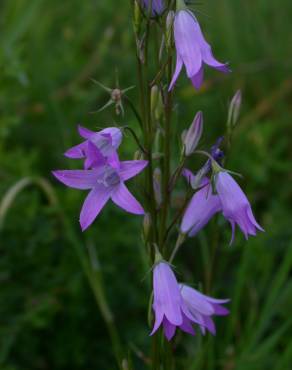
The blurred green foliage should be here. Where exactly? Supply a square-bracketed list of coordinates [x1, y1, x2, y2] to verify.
[0, 0, 292, 369]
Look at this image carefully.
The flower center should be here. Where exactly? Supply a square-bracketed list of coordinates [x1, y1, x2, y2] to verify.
[97, 166, 120, 187]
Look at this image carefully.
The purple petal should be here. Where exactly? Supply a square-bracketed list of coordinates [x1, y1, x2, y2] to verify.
[163, 317, 176, 341]
[174, 11, 202, 78]
[150, 305, 164, 336]
[141, 0, 165, 16]
[108, 151, 121, 170]
[64, 142, 87, 159]
[180, 285, 215, 316]
[84, 141, 106, 169]
[52, 170, 97, 190]
[186, 309, 207, 334]
[153, 262, 183, 326]
[181, 179, 221, 235]
[191, 66, 204, 90]
[111, 183, 144, 215]
[247, 206, 265, 232]
[89, 133, 113, 157]
[182, 285, 230, 305]
[78, 125, 94, 139]
[79, 186, 112, 231]
[213, 304, 230, 316]
[169, 53, 183, 91]
[119, 160, 148, 181]
[203, 316, 216, 335]
[101, 127, 122, 149]
[200, 40, 230, 72]
[182, 168, 196, 184]
[179, 313, 195, 336]
[216, 172, 264, 241]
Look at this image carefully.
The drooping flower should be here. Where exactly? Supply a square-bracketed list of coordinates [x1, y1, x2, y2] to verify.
[169, 7, 230, 91]
[65, 125, 122, 169]
[180, 284, 230, 335]
[181, 176, 222, 236]
[215, 171, 264, 243]
[140, 0, 165, 16]
[151, 261, 198, 340]
[52, 159, 148, 231]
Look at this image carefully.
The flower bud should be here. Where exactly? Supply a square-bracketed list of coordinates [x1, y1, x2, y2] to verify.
[133, 1, 142, 34]
[183, 111, 203, 156]
[227, 90, 242, 129]
[143, 213, 152, 239]
[166, 11, 175, 49]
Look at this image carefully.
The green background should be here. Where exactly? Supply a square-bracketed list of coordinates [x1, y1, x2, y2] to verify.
[0, 0, 291, 369]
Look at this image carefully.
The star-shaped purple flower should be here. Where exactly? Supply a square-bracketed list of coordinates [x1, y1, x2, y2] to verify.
[169, 10, 230, 91]
[53, 159, 148, 231]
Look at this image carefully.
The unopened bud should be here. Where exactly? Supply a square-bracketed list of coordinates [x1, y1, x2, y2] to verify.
[183, 111, 203, 156]
[181, 129, 187, 156]
[133, 1, 142, 34]
[153, 167, 162, 208]
[143, 213, 152, 239]
[227, 90, 242, 129]
[166, 11, 175, 49]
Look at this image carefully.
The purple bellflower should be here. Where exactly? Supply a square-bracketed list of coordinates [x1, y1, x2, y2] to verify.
[151, 261, 197, 340]
[53, 159, 148, 231]
[65, 125, 122, 169]
[181, 175, 222, 236]
[169, 8, 230, 91]
[180, 284, 230, 335]
[215, 171, 264, 243]
[140, 0, 165, 16]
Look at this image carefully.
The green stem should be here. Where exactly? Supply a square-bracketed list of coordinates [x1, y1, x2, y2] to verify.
[159, 53, 173, 251]
[169, 233, 185, 263]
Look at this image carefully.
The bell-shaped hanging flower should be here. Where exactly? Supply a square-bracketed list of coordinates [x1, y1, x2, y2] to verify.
[64, 125, 122, 169]
[140, 0, 165, 16]
[181, 176, 222, 236]
[151, 261, 198, 341]
[53, 157, 148, 231]
[179, 284, 230, 335]
[215, 171, 264, 243]
[169, 1, 230, 91]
